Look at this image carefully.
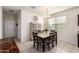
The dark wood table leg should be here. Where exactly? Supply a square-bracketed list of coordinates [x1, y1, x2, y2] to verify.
[56, 35, 57, 45]
[42, 40, 45, 52]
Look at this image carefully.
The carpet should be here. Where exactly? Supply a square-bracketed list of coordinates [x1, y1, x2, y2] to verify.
[0, 39, 19, 53]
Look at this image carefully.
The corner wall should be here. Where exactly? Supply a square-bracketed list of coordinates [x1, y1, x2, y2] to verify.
[50, 7, 79, 45]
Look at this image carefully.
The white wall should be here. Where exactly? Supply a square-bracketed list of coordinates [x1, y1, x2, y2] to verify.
[17, 11, 21, 39]
[50, 7, 79, 45]
[38, 16, 44, 30]
[3, 13, 17, 38]
[21, 10, 44, 42]
[0, 7, 3, 39]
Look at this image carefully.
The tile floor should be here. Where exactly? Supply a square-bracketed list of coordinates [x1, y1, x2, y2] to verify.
[15, 40, 79, 53]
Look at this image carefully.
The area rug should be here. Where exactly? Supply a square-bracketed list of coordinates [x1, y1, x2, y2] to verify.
[0, 39, 19, 53]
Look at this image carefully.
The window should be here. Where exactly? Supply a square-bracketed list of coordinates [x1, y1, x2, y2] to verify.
[56, 16, 66, 24]
[48, 16, 66, 30]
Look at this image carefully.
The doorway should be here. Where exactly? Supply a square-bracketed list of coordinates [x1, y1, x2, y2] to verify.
[3, 10, 21, 41]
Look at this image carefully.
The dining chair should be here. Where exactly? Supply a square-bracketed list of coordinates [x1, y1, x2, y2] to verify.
[45, 33, 55, 50]
[50, 30, 57, 44]
[32, 32, 42, 50]
[50, 30, 55, 33]
[50, 33, 56, 46]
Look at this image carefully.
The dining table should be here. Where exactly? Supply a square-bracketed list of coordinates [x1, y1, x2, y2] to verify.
[38, 31, 57, 52]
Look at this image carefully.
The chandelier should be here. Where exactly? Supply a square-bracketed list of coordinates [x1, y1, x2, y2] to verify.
[44, 8, 50, 18]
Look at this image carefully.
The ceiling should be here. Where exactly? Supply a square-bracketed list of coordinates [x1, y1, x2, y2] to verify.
[2, 6, 76, 15]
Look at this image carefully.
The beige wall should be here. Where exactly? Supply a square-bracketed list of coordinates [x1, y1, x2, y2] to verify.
[0, 7, 3, 39]
[50, 7, 79, 45]
[21, 10, 44, 42]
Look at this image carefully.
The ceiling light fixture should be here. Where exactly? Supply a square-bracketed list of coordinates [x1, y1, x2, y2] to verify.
[44, 8, 50, 18]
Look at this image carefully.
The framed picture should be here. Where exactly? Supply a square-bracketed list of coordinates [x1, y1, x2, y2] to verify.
[33, 16, 38, 21]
